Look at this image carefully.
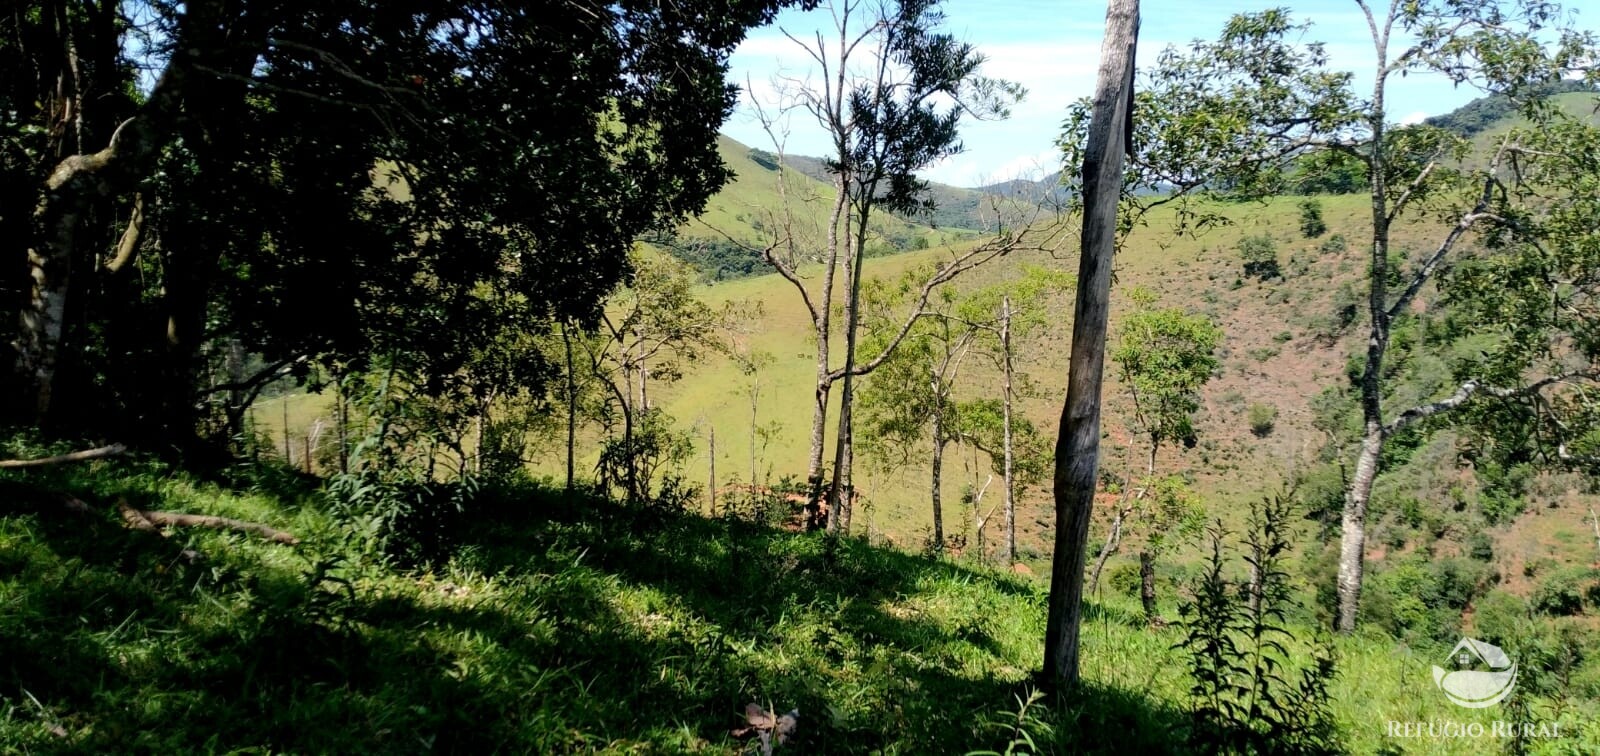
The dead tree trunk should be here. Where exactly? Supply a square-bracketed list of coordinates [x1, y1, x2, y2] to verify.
[931, 382, 946, 550]
[1043, 0, 1138, 691]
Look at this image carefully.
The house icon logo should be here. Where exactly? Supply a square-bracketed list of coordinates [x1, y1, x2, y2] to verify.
[1432, 637, 1517, 708]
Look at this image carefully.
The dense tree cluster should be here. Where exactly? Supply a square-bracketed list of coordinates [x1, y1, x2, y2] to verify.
[1, 0, 798, 453]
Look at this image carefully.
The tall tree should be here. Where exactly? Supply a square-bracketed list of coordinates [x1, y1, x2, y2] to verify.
[1, 0, 799, 450]
[1059, 2, 1599, 634]
[1086, 288, 1218, 623]
[1043, 0, 1138, 691]
[735, 0, 1027, 531]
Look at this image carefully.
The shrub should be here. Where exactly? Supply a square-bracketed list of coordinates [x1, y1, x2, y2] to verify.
[1248, 403, 1278, 437]
[1533, 567, 1598, 617]
[1177, 497, 1343, 754]
[1238, 235, 1281, 280]
[1472, 590, 1531, 645]
[1298, 199, 1327, 238]
[1108, 562, 1143, 597]
[1466, 531, 1495, 561]
[1318, 233, 1347, 255]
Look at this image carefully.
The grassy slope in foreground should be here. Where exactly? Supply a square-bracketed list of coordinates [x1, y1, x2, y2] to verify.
[2, 444, 1596, 753]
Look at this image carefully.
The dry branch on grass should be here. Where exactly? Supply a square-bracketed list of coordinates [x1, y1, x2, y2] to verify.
[116, 498, 299, 545]
[0, 444, 126, 469]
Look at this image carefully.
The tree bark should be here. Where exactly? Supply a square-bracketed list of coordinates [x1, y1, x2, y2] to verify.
[803, 176, 849, 530]
[13, 0, 225, 424]
[829, 229, 864, 534]
[931, 386, 945, 550]
[1337, 425, 1383, 631]
[563, 323, 577, 491]
[1138, 550, 1158, 621]
[1002, 295, 1017, 563]
[1044, 0, 1138, 691]
[1337, 23, 1393, 633]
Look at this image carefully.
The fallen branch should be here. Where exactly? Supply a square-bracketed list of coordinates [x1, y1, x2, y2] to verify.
[116, 498, 299, 545]
[0, 444, 127, 469]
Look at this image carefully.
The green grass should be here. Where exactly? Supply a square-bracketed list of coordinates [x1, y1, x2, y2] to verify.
[3, 442, 1597, 753]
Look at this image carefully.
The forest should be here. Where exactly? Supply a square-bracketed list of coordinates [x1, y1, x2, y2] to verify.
[2, 0, 1600, 753]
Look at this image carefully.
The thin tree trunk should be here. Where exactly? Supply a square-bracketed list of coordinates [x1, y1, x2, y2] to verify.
[931, 393, 945, 550]
[709, 425, 717, 513]
[1138, 550, 1158, 621]
[563, 323, 576, 491]
[829, 227, 863, 534]
[1337, 42, 1394, 633]
[1088, 504, 1132, 593]
[750, 375, 760, 486]
[803, 176, 849, 529]
[1044, 0, 1138, 691]
[1002, 295, 1016, 563]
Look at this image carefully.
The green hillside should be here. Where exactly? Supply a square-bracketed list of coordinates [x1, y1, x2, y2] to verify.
[660, 136, 979, 282]
[3, 448, 1592, 753]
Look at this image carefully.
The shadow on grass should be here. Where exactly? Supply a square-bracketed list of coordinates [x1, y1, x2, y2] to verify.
[0, 468, 1195, 753]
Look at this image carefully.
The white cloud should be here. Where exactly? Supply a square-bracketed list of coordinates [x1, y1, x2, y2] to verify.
[1399, 110, 1429, 125]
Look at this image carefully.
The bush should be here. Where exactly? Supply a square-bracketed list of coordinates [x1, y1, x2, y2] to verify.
[1238, 235, 1281, 280]
[1298, 199, 1327, 238]
[1318, 233, 1347, 255]
[1107, 562, 1143, 597]
[1533, 567, 1599, 617]
[1472, 590, 1531, 645]
[1248, 403, 1278, 437]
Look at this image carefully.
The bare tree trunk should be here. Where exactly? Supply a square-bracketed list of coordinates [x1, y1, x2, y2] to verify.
[1088, 504, 1132, 593]
[1044, 0, 1138, 691]
[931, 390, 946, 550]
[1002, 295, 1017, 563]
[750, 375, 760, 486]
[1337, 426, 1383, 631]
[563, 323, 576, 491]
[803, 177, 849, 529]
[709, 425, 717, 513]
[1337, 45, 1395, 633]
[1138, 550, 1158, 621]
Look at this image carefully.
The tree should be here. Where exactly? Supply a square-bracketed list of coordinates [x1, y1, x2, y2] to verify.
[1043, 0, 1138, 691]
[582, 251, 728, 502]
[1, 0, 799, 451]
[1080, 1, 1600, 634]
[732, 0, 1028, 531]
[1087, 289, 1219, 624]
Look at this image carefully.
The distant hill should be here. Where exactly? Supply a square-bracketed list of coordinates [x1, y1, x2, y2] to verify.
[1424, 79, 1596, 137]
[659, 135, 982, 282]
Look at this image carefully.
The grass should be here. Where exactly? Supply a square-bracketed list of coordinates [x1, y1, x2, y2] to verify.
[3, 441, 1597, 753]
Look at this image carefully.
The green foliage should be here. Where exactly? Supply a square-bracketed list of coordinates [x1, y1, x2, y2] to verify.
[1473, 590, 1533, 645]
[1298, 198, 1327, 238]
[1532, 567, 1600, 617]
[967, 689, 1053, 756]
[1112, 291, 1222, 453]
[4, 0, 799, 440]
[1247, 403, 1278, 437]
[1237, 235, 1281, 280]
[1177, 498, 1343, 755]
[1318, 234, 1348, 255]
[594, 409, 697, 507]
[1361, 556, 1495, 644]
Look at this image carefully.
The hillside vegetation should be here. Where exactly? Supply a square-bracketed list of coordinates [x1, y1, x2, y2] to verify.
[2, 444, 1594, 753]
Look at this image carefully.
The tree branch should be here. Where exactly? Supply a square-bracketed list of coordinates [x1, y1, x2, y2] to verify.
[0, 444, 126, 469]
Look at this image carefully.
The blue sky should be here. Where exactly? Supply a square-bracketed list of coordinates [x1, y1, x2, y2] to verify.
[723, 0, 1593, 187]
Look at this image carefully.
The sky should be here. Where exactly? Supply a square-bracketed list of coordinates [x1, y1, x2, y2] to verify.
[722, 0, 1595, 188]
